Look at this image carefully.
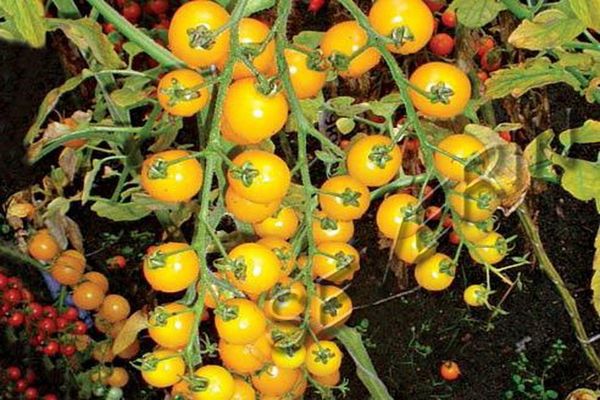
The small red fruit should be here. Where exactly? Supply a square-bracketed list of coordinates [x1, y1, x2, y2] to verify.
[440, 360, 461, 381]
[61, 344, 77, 357]
[42, 305, 57, 319]
[108, 255, 126, 269]
[442, 216, 453, 228]
[4, 288, 22, 304]
[15, 379, 28, 393]
[147, 0, 168, 14]
[441, 10, 456, 28]
[308, 0, 326, 13]
[429, 33, 454, 57]
[122, 1, 142, 23]
[425, 206, 442, 221]
[477, 70, 489, 82]
[7, 366, 21, 381]
[55, 316, 68, 331]
[25, 369, 36, 384]
[73, 320, 87, 335]
[43, 340, 60, 357]
[62, 307, 79, 321]
[423, 0, 446, 12]
[480, 48, 502, 72]
[7, 276, 22, 289]
[448, 231, 460, 245]
[24, 387, 39, 400]
[103, 23, 115, 34]
[477, 36, 495, 57]
[8, 311, 25, 327]
[499, 131, 512, 142]
[0, 273, 7, 289]
[38, 318, 57, 334]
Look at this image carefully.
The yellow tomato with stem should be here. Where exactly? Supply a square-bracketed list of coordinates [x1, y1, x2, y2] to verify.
[72, 282, 105, 310]
[433, 134, 486, 182]
[217, 18, 275, 80]
[368, 0, 434, 55]
[285, 48, 327, 99]
[468, 231, 508, 265]
[157, 69, 210, 117]
[215, 298, 267, 345]
[99, 294, 130, 323]
[394, 226, 437, 264]
[309, 284, 353, 334]
[148, 302, 194, 349]
[82, 271, 109, 293]
[455, 218, 494, 243]
[143, 242, 200, 293]
[266, 321, 304, 348]
[141, 149, 203, 203]
[227, 150, 291, 204]
[168, 0, 230, 68]
[272, 344, 306, 369]
[312, 242, 360, 284]
[219, 335, 272, 374]
[223, 78, 289, 144]
[376, 193, 423, 239]
[28, 229, 60, 262]
[225, 242, 281, 296]
[318, 175, 370, 221]
[305, 341, 343, 377]
[408, 62, 471, 119]
[106, 367, 129, 388]
[256, 237, 295, 278]
[251, 365, 301, 397]
[263, 277, 306, 321]
[50, 250, 85, 286]
[191, 365, 235, 400]
[448, 179, 500, 223]
[463, 284, 488, 307]
[320, 21, 381, 78]
[414, 252, 455, 291]
[253, 207, 299, 240]
[140, 349, 185, 388]
[312, 211, 355, 244]
[347, 134, 403, 187]
[225, 187, 281, 224]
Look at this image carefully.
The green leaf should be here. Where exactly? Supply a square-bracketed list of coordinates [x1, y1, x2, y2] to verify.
[292, 31, 324, 50]
[335, 326, 393, 400]
[25, 71, 93, 144]
[327, 96, 369, 117]
[449, 0, 506, 28]
[508, 9, 586, 50]
[47, 18, 124, 69]
[592, 227, 600, 318]
[286, 93, 324, 132]
[110, 87, 151, 109]
[123, 41, 144, 59]
[554, 49, 599, 71]
[550, 152, 600, 211]
[558, 120, 600, 147]
[51, 0, 81, 18]
[485, 58, 581, 99]
[149, 114, 183, 152]
[336, 117, 356, 134]
[569, 0, 600, 30]
[91, 199, 153, 221]
[523, 129, 559, 182]
[243, 0, 275, 16]
[369, 92, 403, 117]
[0, 0, 47, 47]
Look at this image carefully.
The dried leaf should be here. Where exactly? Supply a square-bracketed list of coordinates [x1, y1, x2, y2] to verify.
[112, 310, 148, 355]
[64, 216, 84, 253]
[58, 148, 78, 183]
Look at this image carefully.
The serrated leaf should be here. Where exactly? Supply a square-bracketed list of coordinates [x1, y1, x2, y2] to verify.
[292, 31, 324, 49]
[559, 120, 600, 147]
[569, 0, 600, 30]
[0, 0, 47, 47]
[336, 117, 356, 134]
[243, 0, 275, 16]
[465, 124, 531, 213]
[485, 58, 581, 99]
[523, 130, 559, 182]
[508, 9, 586, 50]
[369, 92, 403, 117]
[550, 153, 600, 212]
[449, 0, 506, 28]
[91, 199, 153, 221]
[47, 18, 124, 69]
[112, 310, 148, 355]
[336, 326, 393, 400]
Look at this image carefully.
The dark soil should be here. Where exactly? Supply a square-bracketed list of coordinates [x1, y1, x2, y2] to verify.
[1, 13, 600, 400]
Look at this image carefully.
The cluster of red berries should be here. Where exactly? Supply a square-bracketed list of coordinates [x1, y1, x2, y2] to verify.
[0, 272, 88, 359]
[2, 365, 59, 400]
[108, 0, 171, 28]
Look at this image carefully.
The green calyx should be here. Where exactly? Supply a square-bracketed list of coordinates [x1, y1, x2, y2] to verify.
[147, 158, 169, 180]
[160, 78, 202, 107]
[230, 161, 260, 187]
[147, 251, 167, 270]
[429, 82, 455, 105]
[439, 259, 456, 277]
[390, 26, 415, 47]
[339, 188, 362, 207]
[313, 347, 335, 364]
[215, 303, 239, 322]
[187, 25, 216, 50]
[368, 144, 394, 169]
[320, 216, 339, 231]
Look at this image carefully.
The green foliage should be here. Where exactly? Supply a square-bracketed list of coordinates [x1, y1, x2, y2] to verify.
[0, 0, 47, 47]
[568, 0, 600, 30]
[508, 9, 586, 50]
[449, 0, 506, 28]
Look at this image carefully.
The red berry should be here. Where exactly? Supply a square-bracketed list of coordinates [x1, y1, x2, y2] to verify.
[499, 131, 512, 142]
[15, 378, 28, 393]
[38, 318, 57, 334]
[7, 276, 22, 289]
[24, 387, 39, 400]
[43, 395, 58, 400]
[441, 10, 456, 28]
[21, 288, 33, 303]
[103, 23, 116, 34]
[440, 360, 461, 381]
[55, 317, 68, 331]
[62, 307, 79, 321]
[1, 302, 11, 314]
[480, 48, 502, 72]
[477, 70, 489, 82]
[61, 343, 77, 357]
[423, 185, 434, 199]
[25, 369, 36, 384]
[108, 255, 127, 269]
[477, 36, 495, 57]
[429, 33, 454, 57]
[8, 311, 25, 327]
[4, 288, 22, 304]
[442, 216, 453, 228]
[154, 18, 170, 30]
[122, 2, 142, 23]
[425, 206, 442, 221]
[449, 231, 460, 245]
[148, 0, 168, 15]
[43, 340, 60, 356]
[308, 0, 326, 13]
[423, 0, 446, 12]
[72, 320, 87, 335]
[7, 366, 21, 381]
[29, 302, 43, 319]
[42, 305, 57, 319]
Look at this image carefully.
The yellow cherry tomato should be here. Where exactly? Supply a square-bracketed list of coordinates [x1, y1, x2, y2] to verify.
[251, 365, 301, 397]
[223, 78, 289, 144]
[312, 370, 341, 387]
[191, 365, 235, 400]
[266, 321, 304, 348]
[219, 335, 272, 374]
[157, 69, 210, 117]
[106, 367, 129, 388]
[72, 282, 105, 310]
[225, 242, 281, 296]
[221, 116, 252, 145]
[433, 134, 486, 182]
[225, 187, 281, 224]
[218, 18, 275, 80]
[257, 237, 295, 278]
[312, 211, 355, 244]
[143, 242, 200, 293]
[82, 271, 109, 293]
[468, 231, 507, 265]
[312, 242, 360, 284]
[140, 349, 185, 388]
[448, 179, 500, 222]
[141, 149, 203, 203]
[318, 175, 371, 221]
[215, 298, 267, 345]
[464, 284, 488, 307]
[414, 253, 455, 291]
[99, 294, 130, 323]
[376, 193, 423, 239]
[408, 62, 471, 119]
[309, 285, 353, 334]
[50, 250, 86, 286]
[285, 48, 327, 99]
[168, 0, 230, 68]
[305, 340, 343, 377]
[263, 277, 306, 321]
[28, 229, 60, 262]
[231, 378, 256, 400]
[394, 226, 437, 264]
[347, 134, 403, 187]
[148, 302, 194, 349]
[227, 150, 291, 204]
[272, 345, 306, 369]
[253, 207, 299, 240]
[320, 21, 381, 78]
[368, 0, 434, 54]
[455, 219, 494, 243]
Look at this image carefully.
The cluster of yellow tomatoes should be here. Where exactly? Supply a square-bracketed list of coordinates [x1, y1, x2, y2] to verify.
[27, 229, 135, 389]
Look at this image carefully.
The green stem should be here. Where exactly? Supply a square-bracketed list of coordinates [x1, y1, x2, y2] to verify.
[517, 204, 600, 373]
[369, 174, 428, 200]
[86, 0, 184, 68]
[0, 244, 47, 273]
[500, 0, 534, 19]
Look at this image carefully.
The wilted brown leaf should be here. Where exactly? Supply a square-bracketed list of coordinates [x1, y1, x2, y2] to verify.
[113, 310, 148, 355]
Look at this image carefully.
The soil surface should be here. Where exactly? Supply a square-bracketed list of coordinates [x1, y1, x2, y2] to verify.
[1, 12, 600, 400]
